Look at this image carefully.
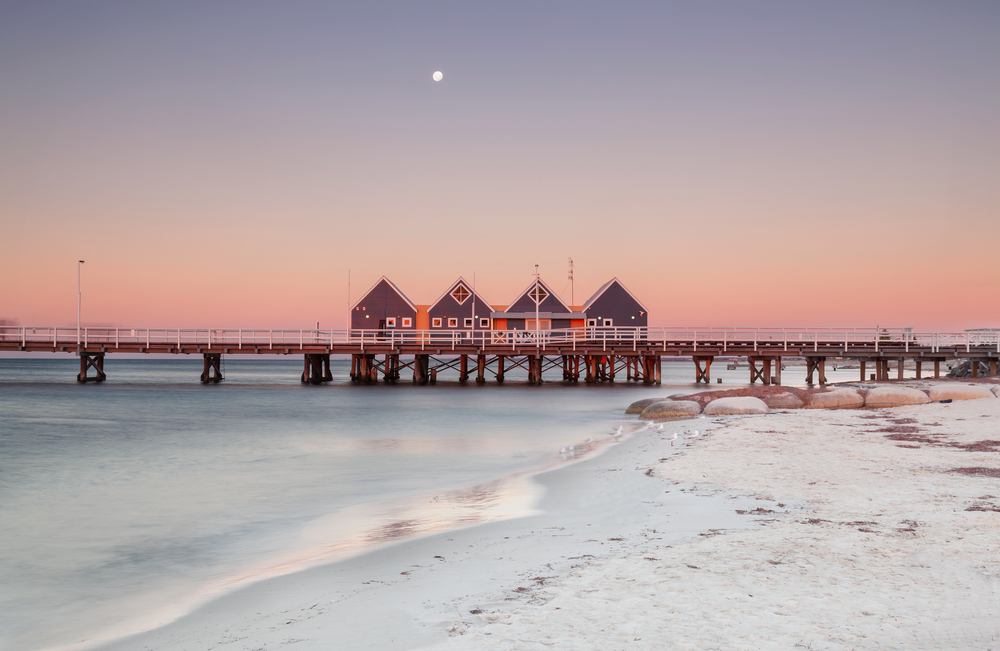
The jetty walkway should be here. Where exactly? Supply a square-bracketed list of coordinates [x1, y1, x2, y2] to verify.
[2, 326, 997, 385]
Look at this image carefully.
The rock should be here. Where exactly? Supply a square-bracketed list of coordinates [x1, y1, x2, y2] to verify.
[864, 386, 930, 408]
[992, 385, 1000, 398]
[927, 385, 996, 401]
[639, 400, 702, 420]
[762, 392, 805, 409]
[703, 396, 770, 415]
[625, 397, 667, 415]
[806, 389, 865, 410]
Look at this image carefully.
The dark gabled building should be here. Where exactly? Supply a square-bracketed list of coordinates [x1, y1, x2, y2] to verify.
[427, 277, 493, 332]
[350, 276, 417, 330]
[582, 278, 648, 328]
[491, 278, 585, 331]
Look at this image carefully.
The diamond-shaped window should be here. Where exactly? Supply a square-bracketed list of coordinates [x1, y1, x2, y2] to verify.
[451, 285, 471, 304]
[528, 284, 548, 305]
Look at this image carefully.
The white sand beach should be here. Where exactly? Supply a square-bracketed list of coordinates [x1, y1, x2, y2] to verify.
[97, 380, 1000, 651]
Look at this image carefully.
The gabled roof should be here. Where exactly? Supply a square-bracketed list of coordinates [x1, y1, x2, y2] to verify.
[351, 276, 416, 311]
[502, 277, 571, 314]
[583, 277, 648, 312]
[428, 277, 491, 311]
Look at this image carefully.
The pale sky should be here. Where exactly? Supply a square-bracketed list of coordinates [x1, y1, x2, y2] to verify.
[2, 1, 998, 330]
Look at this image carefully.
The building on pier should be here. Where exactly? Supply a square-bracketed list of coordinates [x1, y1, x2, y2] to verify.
[350, 276, 417, 331]
[582, 278, 648, 328]
[426, 277, 493, 333]
[490, 277, 585, 331]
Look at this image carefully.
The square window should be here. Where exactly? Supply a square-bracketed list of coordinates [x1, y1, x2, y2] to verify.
[401, 318, 412, 327]
[464, 318, 473, 328]
[587, 319, 597, 327]
[480, 318, 490, 328]
[604, 319, 613, 327]
[385, 318, 396, 327]
[432, 318, 442, 328]
[447, 318, 458, 328]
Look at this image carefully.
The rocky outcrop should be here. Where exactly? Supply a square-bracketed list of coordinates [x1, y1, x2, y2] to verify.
[927, 385, 996, 401]
[806, 389, 865, 409]
[864, 387, 930, 408]
[703, 397, 770, 415]
[639, 400, 703, 420]
[762, 392, 805, 409]
[625, 397, 668, 415]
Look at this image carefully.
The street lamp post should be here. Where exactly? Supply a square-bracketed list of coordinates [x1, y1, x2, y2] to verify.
[77, 260, 85, 350]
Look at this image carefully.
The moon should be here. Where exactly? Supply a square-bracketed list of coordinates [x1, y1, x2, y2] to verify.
[432, 71, 443, 82]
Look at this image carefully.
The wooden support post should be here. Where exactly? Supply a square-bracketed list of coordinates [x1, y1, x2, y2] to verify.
[497, 355, 506, 383]
[934, 359, 940, 379]
[749, 357, 762, 384]
[762, 357, 772, 386]
[860, 360, 866, 382]
[301, 354, 331, 384]
[459, 354, 469, 382]
[476, 355, 486, 384]
[897, 357, 904, 381]
[773, 356, 781, 385]
[384, 354, 399, 382]
[971, 359, 979, 378]
[915, 360, 922, 380]
[805, 358, 816, 384]
[608, 355, 616, 382]
[817, 357, 827, 385]
[203, 353, 224, 384]
[350, 354, 359, 382]
[77, 352, 107, 383]
[990, 358, 997, 377]
[693, 356, 713, 383]
[653, 355, 662, 385]
[413, 354, 429, 385]
[585, 355, 595, 383]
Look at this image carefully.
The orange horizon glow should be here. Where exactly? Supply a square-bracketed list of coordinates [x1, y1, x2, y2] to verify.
[2, 3, 998, 332]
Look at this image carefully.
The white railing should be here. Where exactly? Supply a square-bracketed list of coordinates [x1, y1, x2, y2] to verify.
[1, 326, 998, 353]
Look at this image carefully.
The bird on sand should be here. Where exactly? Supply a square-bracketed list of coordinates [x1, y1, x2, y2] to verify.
[656, 424, 665, 432]
[669, 433, 678, 446]
[613, 425, 623, 436]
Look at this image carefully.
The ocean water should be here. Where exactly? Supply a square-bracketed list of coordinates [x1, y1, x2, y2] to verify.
[0, 356, 865, 651]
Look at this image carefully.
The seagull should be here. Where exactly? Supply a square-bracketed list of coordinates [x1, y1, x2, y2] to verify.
[568, 445, 575, 452]
[613, 425, 623, 436]
[560, 447, 567, 454]
[656, 424, 665, 432]
[691, 429, 701, 438]
[669, 433, 678, 446]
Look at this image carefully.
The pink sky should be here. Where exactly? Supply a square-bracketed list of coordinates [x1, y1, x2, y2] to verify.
[2, 3, 998, 332]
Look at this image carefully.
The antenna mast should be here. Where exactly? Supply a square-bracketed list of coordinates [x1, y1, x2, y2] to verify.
[568, 257, 574, 305]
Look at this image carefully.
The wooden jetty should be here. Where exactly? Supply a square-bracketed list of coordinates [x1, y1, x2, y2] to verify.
[2, 326, 998, 385]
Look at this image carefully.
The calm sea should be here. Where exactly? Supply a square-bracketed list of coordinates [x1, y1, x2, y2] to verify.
[0, 356, 862, 651]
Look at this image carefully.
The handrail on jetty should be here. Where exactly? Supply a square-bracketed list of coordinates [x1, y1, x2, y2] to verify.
[2, 326, 998, 385]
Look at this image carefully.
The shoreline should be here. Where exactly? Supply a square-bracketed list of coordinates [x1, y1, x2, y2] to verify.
[95, 378, 1000, 650]
[94, 412, 784, 651]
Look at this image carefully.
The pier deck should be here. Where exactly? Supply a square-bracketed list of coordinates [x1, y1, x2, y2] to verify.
[2, 326, 997, 385]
